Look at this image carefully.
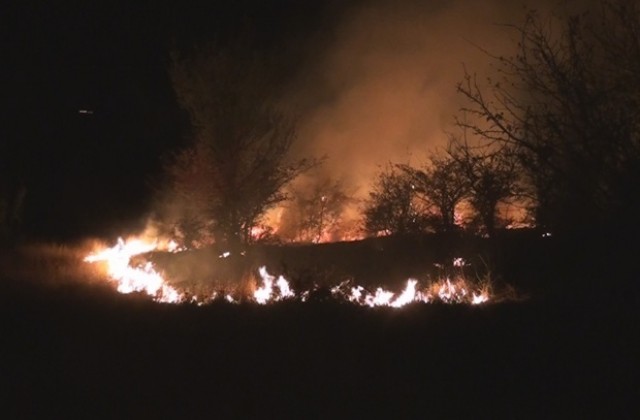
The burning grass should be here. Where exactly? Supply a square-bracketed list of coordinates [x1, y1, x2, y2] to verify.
[82, 235, 501, 306]
[1, 232, 632, 418]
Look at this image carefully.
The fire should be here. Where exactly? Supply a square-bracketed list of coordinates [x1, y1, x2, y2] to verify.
[85, 236, 492, 307]
[472, 292, 489, 305]
[84, 237, 183, 303]
[389, 279, 421, 307]
[329, 277, 489, 307]
[253, 266, 295, 304]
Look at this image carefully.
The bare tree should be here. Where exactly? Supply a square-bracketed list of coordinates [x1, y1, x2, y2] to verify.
[363, 165, 428, 236]
[280, 177, 353, 243]
[457, 1, 640, 233]
[166, 44, 318, 249]
[448, 138, 521, 237]
[398, 155, 468, 233]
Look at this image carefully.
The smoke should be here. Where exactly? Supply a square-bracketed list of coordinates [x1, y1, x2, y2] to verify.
[157, 0, 597, 241]
[282, 0, 593, 196]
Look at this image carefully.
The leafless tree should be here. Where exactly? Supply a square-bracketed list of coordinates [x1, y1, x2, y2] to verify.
[165, 44, 318, 249]
[363, 165, 428, 236]
[280, 177, 353, 243]
[457, 1, 640, 232]
[447, 138, 521, 237]
[398, 155, 468, 233]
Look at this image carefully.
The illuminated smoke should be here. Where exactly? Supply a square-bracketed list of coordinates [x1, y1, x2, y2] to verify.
[282, 0, 588, 198]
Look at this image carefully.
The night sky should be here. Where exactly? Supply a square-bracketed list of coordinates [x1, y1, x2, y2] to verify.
[2, 0, 588, 241]
[2, 1, 343, 240]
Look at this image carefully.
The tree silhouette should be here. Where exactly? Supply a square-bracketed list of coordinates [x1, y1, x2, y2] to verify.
[279, 177, 353, 243]
[457, 1, 640, 233]
[398, 155, 468, 233]
[448, 138, 521, 237]
[166, 44, 318, 249]
[363, 165, 428, 236]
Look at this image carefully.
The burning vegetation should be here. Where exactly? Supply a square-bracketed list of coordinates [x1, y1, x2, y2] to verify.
[84, 234, 492, 307]
[8, 1, 637, 311]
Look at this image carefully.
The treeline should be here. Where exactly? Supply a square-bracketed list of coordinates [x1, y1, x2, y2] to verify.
[159, 0, 640, 248]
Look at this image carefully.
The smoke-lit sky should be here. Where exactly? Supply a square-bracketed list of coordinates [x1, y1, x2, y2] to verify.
[285, 0, 527, 191]
[283, 0, 597, 192]
[2, 0, 594, 239]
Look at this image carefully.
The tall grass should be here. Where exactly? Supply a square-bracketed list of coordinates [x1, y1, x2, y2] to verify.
[0, 240, 118, 302]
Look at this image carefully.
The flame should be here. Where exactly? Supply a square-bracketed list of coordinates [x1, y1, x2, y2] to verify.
[254, 266, 295, 304]
[166, 240, 186, 253]
[331, 277, 490, 307]
[84, 237, 183, 303]
[389, 279, 422, 307]
[85, 237, 492, 307]
[471, 293, 489, 305]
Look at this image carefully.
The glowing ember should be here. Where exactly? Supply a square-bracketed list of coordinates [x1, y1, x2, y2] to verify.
[472, 293, 489, 305]
[453, 257, 467, 267]
[437, 278, 464, 302]
[166, 240, 186, 253]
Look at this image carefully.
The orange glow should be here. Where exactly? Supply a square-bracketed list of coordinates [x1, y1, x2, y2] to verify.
[86, 236, 492, 307]
[331, 276, 490, 307]
[84, 237, 183, 303]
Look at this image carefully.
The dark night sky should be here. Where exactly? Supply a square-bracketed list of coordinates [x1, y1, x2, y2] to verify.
[2, 0, 590, 241]
[1, 1, 345, 240]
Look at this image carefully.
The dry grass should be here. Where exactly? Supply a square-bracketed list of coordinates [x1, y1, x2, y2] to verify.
[0, 240, 111, 290]
[0, 236, 519, 306]
[175, 270, 260, 303]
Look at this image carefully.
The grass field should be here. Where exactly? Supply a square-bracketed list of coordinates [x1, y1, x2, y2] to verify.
[1, 231, 637, 418]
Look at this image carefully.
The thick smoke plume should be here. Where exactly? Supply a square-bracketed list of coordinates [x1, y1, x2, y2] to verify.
[282, 0, 593, 196]
[160, 0, 597, 241]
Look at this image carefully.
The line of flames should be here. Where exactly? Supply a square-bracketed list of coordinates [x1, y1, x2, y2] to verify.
[84, 237, 490, 306]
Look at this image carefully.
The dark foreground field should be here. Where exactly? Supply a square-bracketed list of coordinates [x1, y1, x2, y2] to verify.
[1, 232, 638, 418]
[2, 288, 637, 418]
